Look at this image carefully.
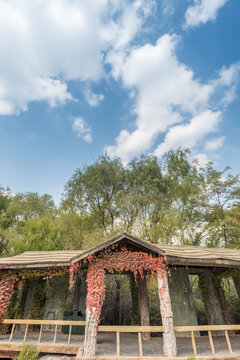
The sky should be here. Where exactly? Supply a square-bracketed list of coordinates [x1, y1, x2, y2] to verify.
[0, 0, 240, 203]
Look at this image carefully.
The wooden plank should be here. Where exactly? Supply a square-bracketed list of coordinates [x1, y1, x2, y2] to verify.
[0, 342, 79, 355]
[53, 325, 58, 344]
[225, 330, 232, 353]
[174, 325, 240, 332]
[208, 330, 215, 354]
[9, 324, 15, 342]
[2, 319, 85, 326]
[98, 326, 163, 332]
[23, 324, 28, 343]
[38, 324, 43, 343]
[68, 325, 72, 344]
[116, 331, 120, 356]
[138, 332, 143, 357]
[191, 331, 197, 356]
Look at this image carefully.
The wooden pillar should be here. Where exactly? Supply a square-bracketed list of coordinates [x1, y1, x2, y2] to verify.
[233, 277, 240, 300]
[157, 271, 177, 358]
[198, 273, 225, 327]
[139, 275, 150, 341]
[129, 273, 139, 325]
[83, 307, 99, 357]
[72, 275, 81, 311]
[83, 265, 104, 357]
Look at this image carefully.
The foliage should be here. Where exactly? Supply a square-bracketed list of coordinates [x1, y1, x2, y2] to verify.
[10, 216, 64, 253]
[17, 344, 39, 360]
[75, 246, 168, 320]
[1, 148, 240, 256]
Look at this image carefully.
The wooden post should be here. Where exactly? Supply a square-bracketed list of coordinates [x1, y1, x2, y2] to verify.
[83, 307, 99, 357]
[139, 275, 150, 341]
[116, 331, 120, 356]
[157, 271, 177, 358]
[83, 264, 105, 357]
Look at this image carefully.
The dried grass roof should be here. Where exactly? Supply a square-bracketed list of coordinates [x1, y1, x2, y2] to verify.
[0, 233, 240, 269]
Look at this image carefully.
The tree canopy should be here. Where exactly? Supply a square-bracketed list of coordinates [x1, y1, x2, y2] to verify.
[1, 148, 240, 256]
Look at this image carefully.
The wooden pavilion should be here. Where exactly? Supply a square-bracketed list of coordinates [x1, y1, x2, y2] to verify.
[0, 232, 240, 359]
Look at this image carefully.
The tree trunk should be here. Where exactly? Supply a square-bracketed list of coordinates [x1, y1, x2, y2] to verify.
[83, 307, 99, 357]
[157, 271, 177, 357]
[213, 277, 234, 335]
[233, 277, 240, 300]
[198, 273, 225, 336]
[139, 275, 150, 341]
[72, 275, 81, 311]
[129, 273, 139, 325]
[115, 279, 120, 325]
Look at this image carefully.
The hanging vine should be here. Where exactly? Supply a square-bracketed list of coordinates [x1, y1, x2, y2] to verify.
[69, 247, 168, 320]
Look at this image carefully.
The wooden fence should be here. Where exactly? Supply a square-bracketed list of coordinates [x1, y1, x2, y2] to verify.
[1, 319, 240, 357]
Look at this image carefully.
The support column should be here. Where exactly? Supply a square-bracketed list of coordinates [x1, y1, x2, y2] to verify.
[129, 273, 139, 325]
[83, 307, 99, 357]
[0, 276, 15, 320]
[157, 271, 177, 358]
[139, 275, 150, 341]
[169, 270, 199, 333]
[198, 273, 225, 327]
[83, 265, 104, 357]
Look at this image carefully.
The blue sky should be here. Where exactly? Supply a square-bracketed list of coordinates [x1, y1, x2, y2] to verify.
[0, 0, 240, 203]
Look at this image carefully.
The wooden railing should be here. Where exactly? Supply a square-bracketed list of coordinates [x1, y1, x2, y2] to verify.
[174, 325, 240, 356]
[1, 319, 85, 345]
[1, 320, 240, 357]
[97, 324, 240, 357]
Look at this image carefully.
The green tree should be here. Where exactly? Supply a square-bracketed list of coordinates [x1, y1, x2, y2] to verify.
[62, 155, 126, 232]
[10, 216, 63, 253]
[204, 165, 240, 247]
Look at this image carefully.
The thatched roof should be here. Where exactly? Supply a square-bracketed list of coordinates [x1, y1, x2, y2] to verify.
[0, 232, 240, 269]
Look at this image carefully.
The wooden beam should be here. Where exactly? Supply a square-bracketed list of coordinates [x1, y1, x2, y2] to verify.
[53, 325, 58, 344]
[116, 331, 120, 356]
[191, 331, 197, 356]
[138, 332, 143, 357]
[38, 324, 43, 343]
[68, 325, 72, 344]
[0, 342, 79, 355]
[98, 325, 163, 332]
[23, 324, 28, 343]
[157, 271, 177, 358]
[9, 324, 15, 342]
[2, 319, 85, 326]
[225, 330, 232, 353]
[208, 330, 215, 354]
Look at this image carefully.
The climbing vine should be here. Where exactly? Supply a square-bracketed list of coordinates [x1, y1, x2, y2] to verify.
[70, 247, 168, 320]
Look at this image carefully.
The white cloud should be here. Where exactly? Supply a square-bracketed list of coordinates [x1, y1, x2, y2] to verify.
[71, 117, 92, 143]
[205, 136, 225, 151]
[154, 111, 221, 156]
[106, 34, 239, 163]
[84, 90, 104, 107]
[184, 0, 228, 29]
[0, 0, 151, 115]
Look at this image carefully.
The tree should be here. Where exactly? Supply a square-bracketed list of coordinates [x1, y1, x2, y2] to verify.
[10, 216, 63, 253]
[204, 165, 240, 247]
[62, 155, 125, 233]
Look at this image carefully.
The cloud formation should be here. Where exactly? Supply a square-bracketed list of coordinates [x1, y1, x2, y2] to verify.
[84, 90, 104, 107]
[71, 117, 92, 143]
[205, 136, 225, 151]
[0, 0, 150, 115]
[184, 0, 228, 28]
[106, 34, 239, 163]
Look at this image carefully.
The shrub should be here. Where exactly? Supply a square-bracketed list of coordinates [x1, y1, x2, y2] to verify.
[17, 344, 39, 360]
